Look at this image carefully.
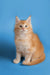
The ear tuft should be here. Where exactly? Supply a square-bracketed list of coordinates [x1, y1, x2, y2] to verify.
[26, 16, 31, 24]
[16, 16, 20, 24]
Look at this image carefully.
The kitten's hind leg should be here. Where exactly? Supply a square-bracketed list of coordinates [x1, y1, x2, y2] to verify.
[13, 51, 21, 64]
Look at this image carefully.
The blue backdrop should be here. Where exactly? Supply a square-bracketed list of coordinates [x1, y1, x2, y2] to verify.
[0, 0, 50, 75]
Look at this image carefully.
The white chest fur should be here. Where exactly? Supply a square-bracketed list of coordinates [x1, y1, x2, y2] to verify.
[15, 33, 31, 53]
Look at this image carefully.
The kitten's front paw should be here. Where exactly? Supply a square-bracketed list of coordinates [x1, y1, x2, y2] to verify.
[13, 59, 20, 64]
[22, 60, 30, 65]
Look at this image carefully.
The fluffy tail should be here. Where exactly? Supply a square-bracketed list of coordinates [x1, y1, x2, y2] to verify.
[23, 53, 45, 66]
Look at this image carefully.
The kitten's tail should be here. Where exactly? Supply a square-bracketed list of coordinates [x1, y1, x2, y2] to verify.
[23, 53, 45, 66]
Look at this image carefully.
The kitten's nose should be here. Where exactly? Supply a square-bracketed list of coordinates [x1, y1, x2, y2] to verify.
[22, 28, 24, 31]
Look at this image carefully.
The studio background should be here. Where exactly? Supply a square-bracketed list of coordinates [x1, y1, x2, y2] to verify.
[0, 0, 50, 75]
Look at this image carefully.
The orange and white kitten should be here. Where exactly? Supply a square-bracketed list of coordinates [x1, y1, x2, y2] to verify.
[13, 16, 45, 65]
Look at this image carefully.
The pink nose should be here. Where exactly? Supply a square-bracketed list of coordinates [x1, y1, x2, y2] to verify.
[23, 28, 24, 30]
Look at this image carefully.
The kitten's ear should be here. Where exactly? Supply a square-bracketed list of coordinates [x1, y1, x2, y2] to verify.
[16, 16, 20, 24]
[26, 16, 31, 24]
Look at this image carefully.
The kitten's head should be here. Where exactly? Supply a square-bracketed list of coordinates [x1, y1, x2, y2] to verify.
[15, 16, 32, 33]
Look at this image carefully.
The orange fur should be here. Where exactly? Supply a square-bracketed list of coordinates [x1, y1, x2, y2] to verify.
[13, 16, 45, 65]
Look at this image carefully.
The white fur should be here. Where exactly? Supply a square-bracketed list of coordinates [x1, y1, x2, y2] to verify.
[15, 33, 31, 55]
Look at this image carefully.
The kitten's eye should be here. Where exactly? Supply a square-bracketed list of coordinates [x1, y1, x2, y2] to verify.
[25, 25, 27, 27]
[20, 25, 22, 27]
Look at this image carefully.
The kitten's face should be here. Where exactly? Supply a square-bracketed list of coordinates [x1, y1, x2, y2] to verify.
[15, 16, 32, 33]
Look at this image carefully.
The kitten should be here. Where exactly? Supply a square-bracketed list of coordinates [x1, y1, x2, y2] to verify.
[13, 16, 45, 65]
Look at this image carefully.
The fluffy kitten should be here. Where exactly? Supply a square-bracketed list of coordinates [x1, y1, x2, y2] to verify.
[13, 16, 45, 65]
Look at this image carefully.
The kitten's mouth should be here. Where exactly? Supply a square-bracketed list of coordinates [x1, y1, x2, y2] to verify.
[20, 30, 28, 32]
[23, 30, 25, 31]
